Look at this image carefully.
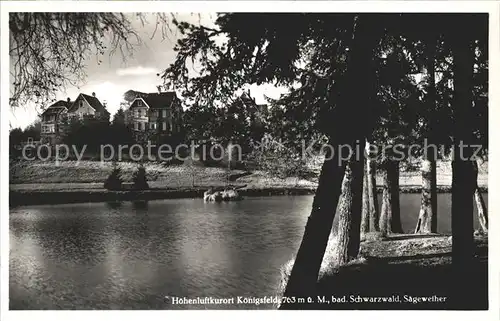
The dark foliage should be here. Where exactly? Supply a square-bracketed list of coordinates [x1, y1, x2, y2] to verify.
[104, 164, 123, 190]
[132, 164, 149, 190]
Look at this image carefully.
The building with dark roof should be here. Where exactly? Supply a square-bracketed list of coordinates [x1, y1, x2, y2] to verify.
[40, 92, 109, 144]
[40, 98, 72, 145]
[126, 91, 182, 136]
[68, 92, 110, 120]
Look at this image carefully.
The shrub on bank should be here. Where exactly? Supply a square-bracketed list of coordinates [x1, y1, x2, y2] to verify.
[104, 163, 123, 190]
[247, 134, 309, 179]
[132, 164, 149, 190]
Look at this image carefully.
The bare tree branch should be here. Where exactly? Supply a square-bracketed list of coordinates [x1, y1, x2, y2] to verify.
[9, 13, 142, 108]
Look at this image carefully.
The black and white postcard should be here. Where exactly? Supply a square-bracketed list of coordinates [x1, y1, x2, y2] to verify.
[2, 1, 499, 320]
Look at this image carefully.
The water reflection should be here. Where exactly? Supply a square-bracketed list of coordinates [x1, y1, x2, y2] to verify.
[132, 200, 149, 211]
[10, 194, 487, 309]
[106, 201, 123, 210]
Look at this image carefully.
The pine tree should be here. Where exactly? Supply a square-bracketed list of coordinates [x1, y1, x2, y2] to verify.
[104, 163, 123, 190]
[132, 164, 149, 190]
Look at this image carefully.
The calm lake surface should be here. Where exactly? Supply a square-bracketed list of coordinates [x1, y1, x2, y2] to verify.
[10, 193, 487, 310]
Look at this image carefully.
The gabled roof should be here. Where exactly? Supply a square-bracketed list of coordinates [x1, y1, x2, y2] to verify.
[69, 93, 110, 115]
[41, 100, 71, 115]
[131, 92, 177, 109]
[236, 92, 268, 114]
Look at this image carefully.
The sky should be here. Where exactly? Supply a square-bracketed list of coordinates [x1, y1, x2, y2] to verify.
[9, 13, 287, 130]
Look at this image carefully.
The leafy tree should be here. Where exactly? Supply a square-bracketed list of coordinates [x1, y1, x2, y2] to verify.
[106, 107, 135, 155]
[133, 128, 157, 147]
[247, 133, 309, 180]
[109, 125, 135, 155]
[217, 93, 267, 152]
[9, 128, 24, 156]
[23, 120, 42, 141]
[62, 115, 111, 155]
[163, 13, 386, 303]
[182, 102, 222, 142]
[112, 108, 127, 126]
[123, 89, 149, 103]
[9, 121, 42, 157]
[9, 127, 24, 142]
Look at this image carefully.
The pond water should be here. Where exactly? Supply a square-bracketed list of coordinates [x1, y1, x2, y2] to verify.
[9, 193, 487, 309]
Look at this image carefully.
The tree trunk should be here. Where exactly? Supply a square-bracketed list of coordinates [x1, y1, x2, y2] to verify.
[473, 161, 487, 233]
[336, 159, 365, 266]
[389, 161, 402, 234]
[379, 172, 390, 237]
[415, 38, 438, 234]
[414, 159, 437, 233]
[367, 158, 379, 232]
[379, 161, 402, 236]
[280, 147, 347, 305]
[366, 141, 379, 232]
[474, 188, 487, 233]
[450, 24, 476, 309]
[361, 160, 370, 235]
[280, 15, 381, 308]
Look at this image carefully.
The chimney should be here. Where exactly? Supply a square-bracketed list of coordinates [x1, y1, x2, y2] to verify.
[103, 100, 108, 108]
[67, 97, 70, 103]
[92, 92, 96, 97]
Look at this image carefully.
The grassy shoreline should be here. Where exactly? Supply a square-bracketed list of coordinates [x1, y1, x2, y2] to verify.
[10, 160, 488, 206]
[277, 234, 488, 310]
[9, 185, 488, 206]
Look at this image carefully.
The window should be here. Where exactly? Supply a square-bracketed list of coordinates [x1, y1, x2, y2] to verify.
[42, 125, 55, 133]
[162, 110, 167, 117]
[138, 100, 142, 107]
[79, 100, 84, 108]
[142, 122, 146, 131]
[162, 122, 167, 131]
[134, 122, 138, 130]
[155, 110, 159, 117]
[134, 109, 139, 118]
[142, 109, 147, 117]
